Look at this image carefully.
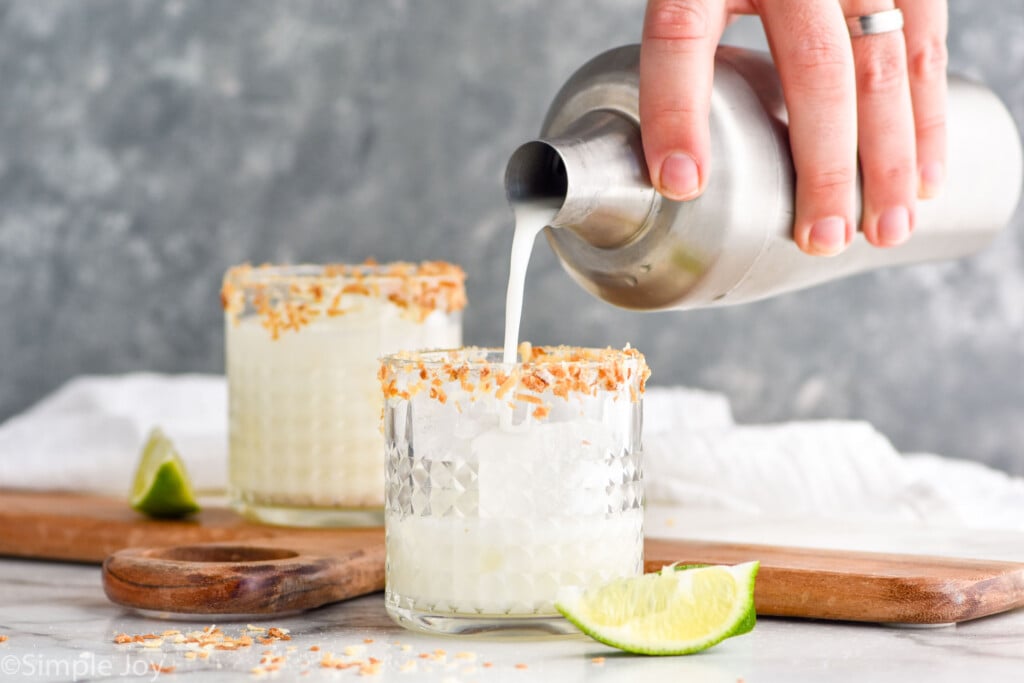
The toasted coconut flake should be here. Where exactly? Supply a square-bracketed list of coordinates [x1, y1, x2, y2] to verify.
[380, 345, 649, 412]
[223, 261, 466, 337]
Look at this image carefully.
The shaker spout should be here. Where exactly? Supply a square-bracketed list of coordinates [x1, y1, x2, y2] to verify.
[505, 110, 658, 249]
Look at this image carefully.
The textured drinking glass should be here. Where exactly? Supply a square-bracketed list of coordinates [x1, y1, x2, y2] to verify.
[380, 345, 649, 635]
[222, 262, 465, 526]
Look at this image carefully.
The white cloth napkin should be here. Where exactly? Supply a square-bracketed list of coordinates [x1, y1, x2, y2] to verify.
[1, 374, 1022, 532]
[0, 374, 227, 495]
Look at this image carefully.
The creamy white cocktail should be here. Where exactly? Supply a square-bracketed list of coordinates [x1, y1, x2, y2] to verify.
[380, 345, 648, 634]
[223, 262, 465, 526]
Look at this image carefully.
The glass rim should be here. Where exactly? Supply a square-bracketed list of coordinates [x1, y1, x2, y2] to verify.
[221, 261, 467, 331]
[223, 261, 466, 288]
[379, 345, 646, 370]
[380, 345, 649, 406]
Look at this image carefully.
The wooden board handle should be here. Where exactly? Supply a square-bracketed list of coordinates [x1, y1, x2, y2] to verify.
[102, 541, 385, 616]
[645, 537, 1024, 624]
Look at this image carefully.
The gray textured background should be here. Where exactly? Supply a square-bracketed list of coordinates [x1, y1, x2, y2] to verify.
[1, 1, 1022, 473]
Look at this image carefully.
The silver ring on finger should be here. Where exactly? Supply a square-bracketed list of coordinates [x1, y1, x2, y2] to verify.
[846, 8, 904, 38]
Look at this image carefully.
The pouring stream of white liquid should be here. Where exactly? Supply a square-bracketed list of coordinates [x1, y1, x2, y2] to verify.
[502, 200, 561, 364]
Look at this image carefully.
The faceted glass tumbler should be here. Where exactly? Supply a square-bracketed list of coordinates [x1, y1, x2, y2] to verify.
[380, 346, 648, 635]
[222, 262, 465, 527]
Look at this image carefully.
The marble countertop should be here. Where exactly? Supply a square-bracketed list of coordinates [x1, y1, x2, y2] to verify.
[1, 506, 1022, 682]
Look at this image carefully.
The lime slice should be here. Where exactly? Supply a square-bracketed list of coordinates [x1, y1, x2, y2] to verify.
[130, 428, 200, 519]
[555, 561, 759, 655]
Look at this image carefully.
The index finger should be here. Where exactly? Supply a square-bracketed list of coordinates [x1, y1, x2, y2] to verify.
[640, 0, 726, 201]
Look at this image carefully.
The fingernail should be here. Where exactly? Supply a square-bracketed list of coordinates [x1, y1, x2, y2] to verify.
[659, 152, 701, 200]
[877, 206, 910, 246]
[919, 162, 944, 198]
[808, 216, 848, 256]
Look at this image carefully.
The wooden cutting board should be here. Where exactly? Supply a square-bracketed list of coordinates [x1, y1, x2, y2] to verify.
[2, 491, 1023, 623]
[0, 490, 352, 563]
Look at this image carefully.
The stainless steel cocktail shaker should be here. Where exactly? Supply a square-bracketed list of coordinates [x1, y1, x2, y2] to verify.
[505, 45, 1023, 310]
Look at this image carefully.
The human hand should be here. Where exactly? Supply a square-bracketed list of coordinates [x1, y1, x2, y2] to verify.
[639, 1, 948, 256]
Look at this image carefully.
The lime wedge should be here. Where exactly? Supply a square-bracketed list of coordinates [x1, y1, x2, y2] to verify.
[130, 428, 200, 519]
[555, 561, 759, 655]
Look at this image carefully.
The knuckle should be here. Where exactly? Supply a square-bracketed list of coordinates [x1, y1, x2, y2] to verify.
[857, 43, 906, 95]
[646, 0, 712, 43]
[645, 102, 704, 121]
[908, 37, 948, 83]
[915, 110, 946, 139]
[804, 166, 857, 196]
[641, 105, 706, 144]
[869, 162, 915, 189]
[788, 32, 850, 69]
[783, 34, 852, 94]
